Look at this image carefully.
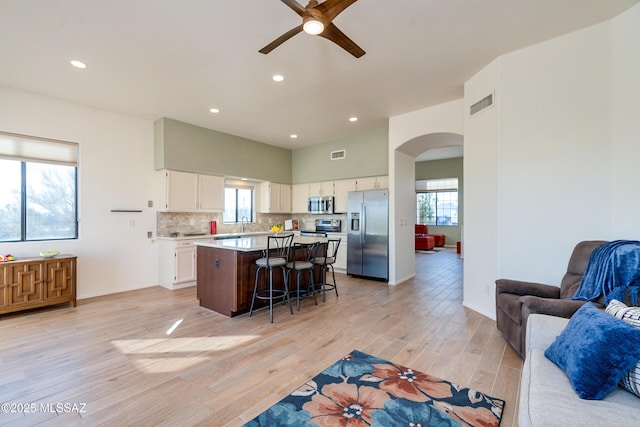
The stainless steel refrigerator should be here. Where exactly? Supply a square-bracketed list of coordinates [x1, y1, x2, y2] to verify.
[347, 190, 389, 281]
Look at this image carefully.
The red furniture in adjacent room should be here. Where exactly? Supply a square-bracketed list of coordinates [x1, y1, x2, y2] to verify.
[415, 232, 435, 250]
[415, 224, 445, 247]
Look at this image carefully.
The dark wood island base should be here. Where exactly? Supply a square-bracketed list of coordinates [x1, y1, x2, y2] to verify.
[197, 245, 266, 317]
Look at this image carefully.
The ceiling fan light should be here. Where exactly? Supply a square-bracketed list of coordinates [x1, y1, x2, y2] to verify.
[303, 17, 324, 35]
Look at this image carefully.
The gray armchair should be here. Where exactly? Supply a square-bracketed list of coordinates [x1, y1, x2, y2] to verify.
[495, 240, 607, 358]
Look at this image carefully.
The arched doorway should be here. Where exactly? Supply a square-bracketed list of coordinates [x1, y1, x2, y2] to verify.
[387, 99, 464, 286]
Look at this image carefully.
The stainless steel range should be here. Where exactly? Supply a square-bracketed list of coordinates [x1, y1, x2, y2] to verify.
[315, 219, 341, 233]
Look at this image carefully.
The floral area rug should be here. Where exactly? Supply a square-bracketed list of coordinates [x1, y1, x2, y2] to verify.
[245, 349, 505, 426]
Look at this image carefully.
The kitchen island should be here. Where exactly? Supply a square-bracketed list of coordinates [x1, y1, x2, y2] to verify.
[195, 235, 326, 317]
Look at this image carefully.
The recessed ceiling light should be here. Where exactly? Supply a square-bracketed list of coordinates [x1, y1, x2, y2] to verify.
[209, 108, 220, 113]
[272, 74, 284, 82]
[349, 117, 358, 122]
[290, 134, 298, 139]
[70, 60, 87, 69]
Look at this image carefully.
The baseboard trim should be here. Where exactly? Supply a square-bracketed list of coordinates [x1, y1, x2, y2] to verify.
[463, 300, 496, 321]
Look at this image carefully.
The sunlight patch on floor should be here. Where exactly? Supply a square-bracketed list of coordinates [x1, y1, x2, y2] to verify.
[111, 335, 260, 373]
[111, 335, 261, 354]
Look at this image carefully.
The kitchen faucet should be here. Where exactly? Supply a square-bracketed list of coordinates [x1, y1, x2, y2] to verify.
[241, 216, 249, 233]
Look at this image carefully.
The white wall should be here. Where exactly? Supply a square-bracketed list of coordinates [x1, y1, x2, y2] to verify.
[462, 3, 640, 318]
[498, 22, 613, 281]
[388, 99, 464, 285]
[389, 149, 416, 285]
[612, 4, 640, 238]
[0, 86, 159, 299]
[463, 60, 500, 318]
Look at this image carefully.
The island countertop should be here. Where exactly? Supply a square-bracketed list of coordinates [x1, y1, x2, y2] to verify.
[194, 234, 327, 252]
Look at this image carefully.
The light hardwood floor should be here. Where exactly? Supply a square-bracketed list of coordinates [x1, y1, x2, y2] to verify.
[0, 249, 522, 426]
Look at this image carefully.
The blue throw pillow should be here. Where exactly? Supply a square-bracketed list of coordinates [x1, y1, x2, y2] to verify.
[544, 302, 640, 400]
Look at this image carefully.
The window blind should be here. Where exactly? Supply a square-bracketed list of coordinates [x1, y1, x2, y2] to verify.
[416, 178, 458, 192]
[0, 131, 79, 166]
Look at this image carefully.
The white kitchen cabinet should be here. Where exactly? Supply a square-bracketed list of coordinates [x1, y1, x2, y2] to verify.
[330, 233, 348, 274]
[355, 175, 388, 191]
[158, 169, 225, 212]
[159, 239, 198, 289]
[175, 244, 196, 283]
[333, 179, 356, 213]
[198, 174, 225, 211]
[375, 175, 389, 190]
[292, 183, 309, 213]
[280, 183, 291, 213]
[158, 170, 198, 212]
[258, 182, 291, 213]
[309, 181, 334, 197]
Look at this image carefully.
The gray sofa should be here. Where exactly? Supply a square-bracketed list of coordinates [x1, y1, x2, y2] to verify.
[519, 313, 640, 426]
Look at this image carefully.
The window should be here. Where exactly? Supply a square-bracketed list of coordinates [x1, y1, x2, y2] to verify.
[223, 185, 253, 223]
[416, 178, 458, 226]
[0, 131, 78, 242]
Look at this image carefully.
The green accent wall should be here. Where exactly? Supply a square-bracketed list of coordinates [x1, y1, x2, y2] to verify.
[154, 118, 292, 183]
[292, 127, 389, 183]
[415, 157, 463, 246]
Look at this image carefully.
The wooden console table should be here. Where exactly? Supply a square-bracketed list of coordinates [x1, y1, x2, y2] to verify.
[0, 255, 77, 315]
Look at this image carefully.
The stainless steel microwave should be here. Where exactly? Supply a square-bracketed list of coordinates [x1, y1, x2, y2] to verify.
[308, 196, 334, 214]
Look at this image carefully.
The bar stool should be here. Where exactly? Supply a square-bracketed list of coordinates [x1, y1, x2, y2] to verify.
[249, 233, 294, 323]
[312, 238, 341, 302]
[286, 241, 319, 311]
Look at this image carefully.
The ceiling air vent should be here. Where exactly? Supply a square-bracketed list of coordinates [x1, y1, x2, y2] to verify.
[331, 150, 346, 160]
[470, 93, 494, 116]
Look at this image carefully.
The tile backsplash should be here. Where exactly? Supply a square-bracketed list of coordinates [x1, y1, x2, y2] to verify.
[157, 212, 347, 236]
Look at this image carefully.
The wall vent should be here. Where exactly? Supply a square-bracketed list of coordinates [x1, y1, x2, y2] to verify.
[470, 93, 494, 116]
[331, 149, 346, 160]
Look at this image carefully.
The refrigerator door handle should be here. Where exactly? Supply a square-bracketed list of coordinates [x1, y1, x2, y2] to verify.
[362, 204, 366, 245]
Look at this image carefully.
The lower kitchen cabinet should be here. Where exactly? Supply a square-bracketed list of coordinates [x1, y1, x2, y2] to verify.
[330, 233, 348, 273]
[158, 237, 213, 290]
[0, 255, 77, 315]
[159, 239, 202, 289]
[175, 244, 197, 284]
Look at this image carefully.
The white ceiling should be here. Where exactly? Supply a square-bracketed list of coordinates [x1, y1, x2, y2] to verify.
[1, 0, 637, 161]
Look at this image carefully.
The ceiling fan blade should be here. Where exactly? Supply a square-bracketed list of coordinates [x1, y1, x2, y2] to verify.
[315, 0, 358, 22]
[281, 0, 306, 17]
[319, 22, 365, 58]
[259, 25, 304, 54]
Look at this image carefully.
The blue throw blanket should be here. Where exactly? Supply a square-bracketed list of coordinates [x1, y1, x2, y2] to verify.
[572, 240, 640, 305]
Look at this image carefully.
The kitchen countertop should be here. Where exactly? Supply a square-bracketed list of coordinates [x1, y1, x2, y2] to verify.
[157, 231, 271, 241]
[195, 234, 327, 252]
[157, 230, 345, 241]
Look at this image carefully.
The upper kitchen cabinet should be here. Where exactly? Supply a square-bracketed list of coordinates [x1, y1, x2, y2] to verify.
[333, 179, 357, 213]
[355, 175, 389, 191]
[158, 170, 197, 211]
[198, 174, 225, 211]
[158, 169, 224, 212]
[258, 182, 291, 213]
[280, 183, 291, 213]
[309, 181, 334, 197]
[291, 184, 309, 213]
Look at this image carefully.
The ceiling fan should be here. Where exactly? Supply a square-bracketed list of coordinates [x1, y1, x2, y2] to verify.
[259, 0, 365, 58]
